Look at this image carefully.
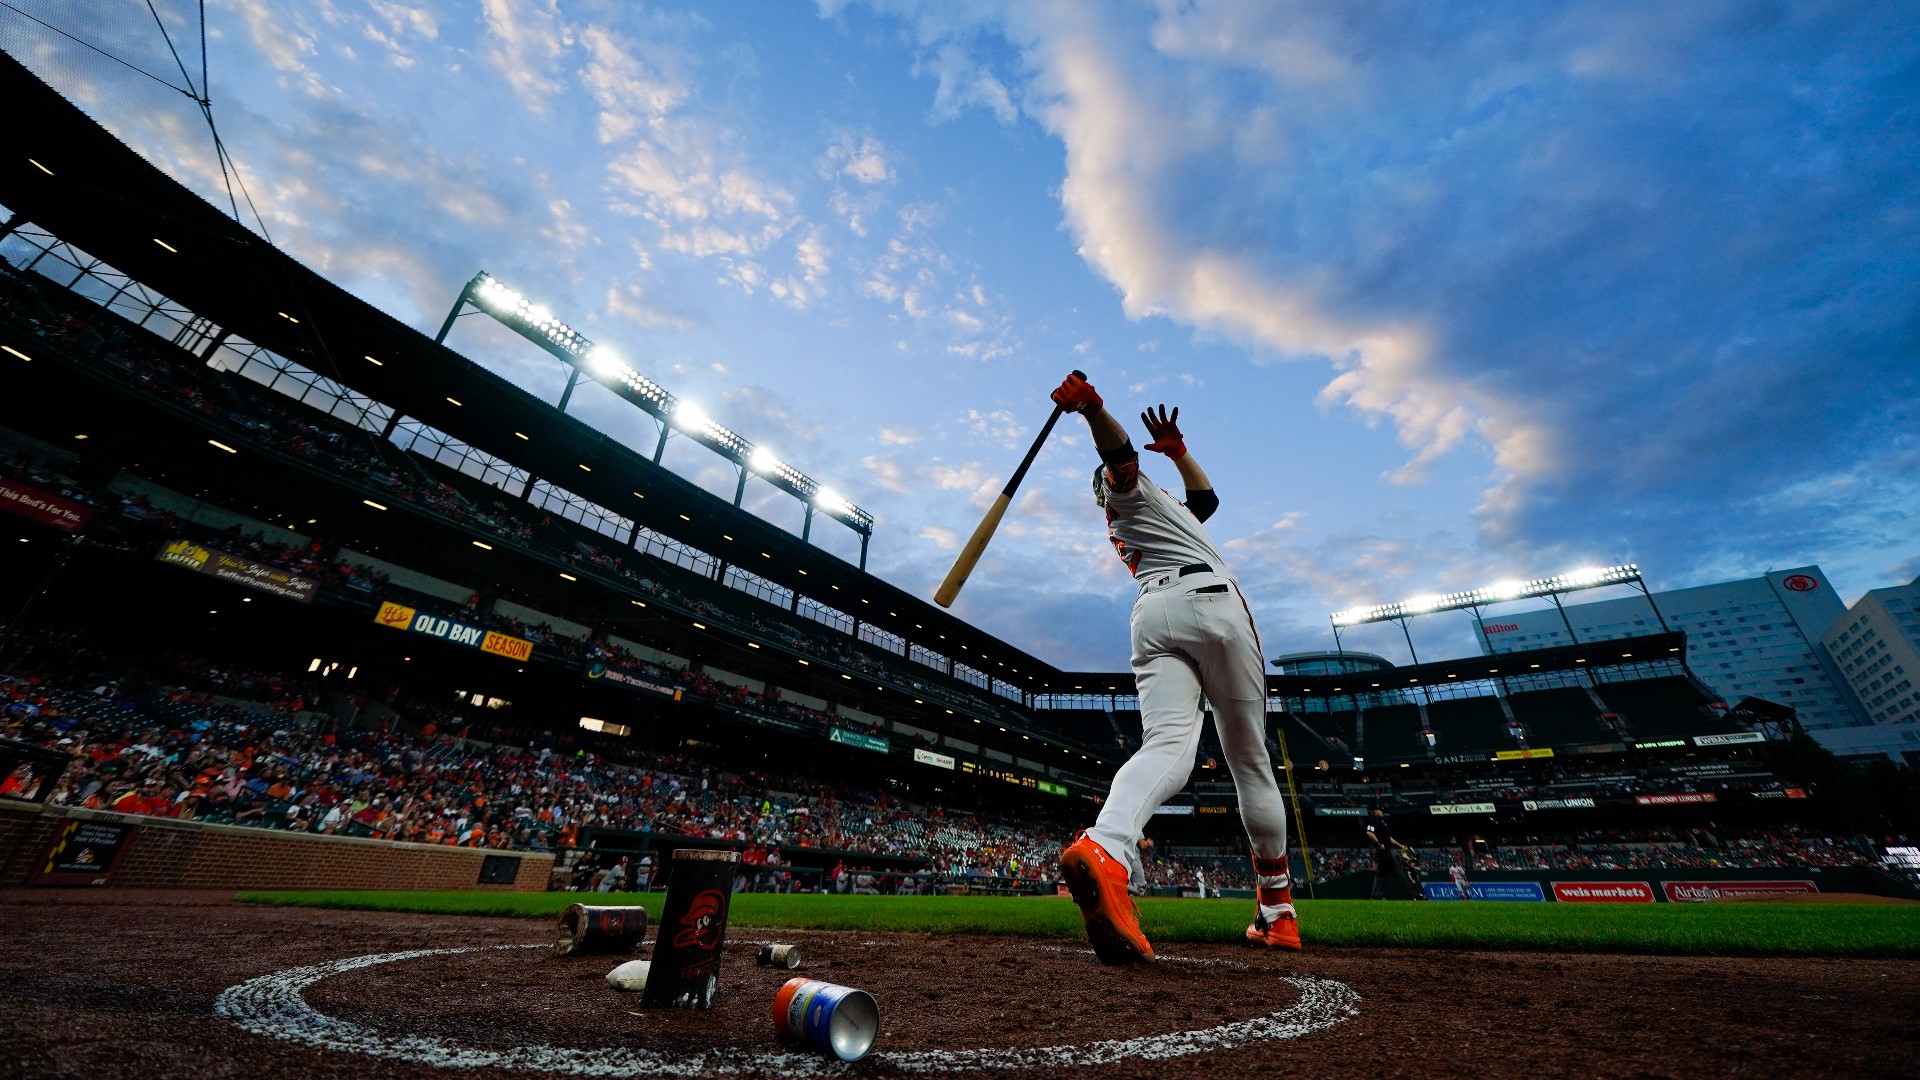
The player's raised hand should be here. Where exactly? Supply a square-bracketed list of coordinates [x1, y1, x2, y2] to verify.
[1140, 404, 1186, 459]
[1050, 371, 1102, 414]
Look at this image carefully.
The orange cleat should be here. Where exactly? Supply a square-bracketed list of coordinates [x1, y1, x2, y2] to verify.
[1059, 832, 1154, 964]
[1245, 912, 1303, 951]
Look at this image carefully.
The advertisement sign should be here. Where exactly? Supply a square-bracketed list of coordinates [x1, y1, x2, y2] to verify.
[1433, 753, 1491, 765]
[829, 727, 890, 754]
[158, 540, 317, 603]
[913, 748, 956, 770]
[482, 630, 533, 661]
[1423, 881, 1546, 902]
[0, 480, 91, 532]
[1751, 788, 1807, 800]
[30, 820, 137, 885]
[1036, 780, 1068, 797]
[374, 601, 534, 661]
[1635, 793, 1718, 806]
[1430, 802, 1497, 815]
[375, 600, 416, 628]
[1693, 732, 1765, 746]
[1154, 804, 1196, 815]
[1637, 739, 1688, 749]
[1552, 881, 1655, 903]
[1570, 743, 1627, 755]
[1662, 880, 1817, 903]
[586, 662, 682, 701]
[1313, 805, 1369, 817]
[1522, 797, 1597, 811]
[1493, 747, 1555, 760]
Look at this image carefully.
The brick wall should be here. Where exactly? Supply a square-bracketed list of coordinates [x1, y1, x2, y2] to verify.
[0, 801, 552, 890]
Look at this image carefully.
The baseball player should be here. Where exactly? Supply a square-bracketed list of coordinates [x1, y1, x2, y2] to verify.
[1051, 372, 1300, 962]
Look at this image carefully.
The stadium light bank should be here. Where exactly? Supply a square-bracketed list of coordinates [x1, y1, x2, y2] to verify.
[435, 271, 873, 560]
[1325, 564, 1667, 662]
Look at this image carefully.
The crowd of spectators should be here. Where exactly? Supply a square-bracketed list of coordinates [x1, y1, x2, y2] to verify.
[0, 450, 94, 507]
[1405, 829, 1875, 873]
[0, 643, 1892, 888]
[0, 650, 1062, 877]
[1298, 757, 1811, 817]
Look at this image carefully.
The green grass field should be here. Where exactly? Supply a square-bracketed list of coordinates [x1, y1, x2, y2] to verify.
[236, 890, 1920, 958]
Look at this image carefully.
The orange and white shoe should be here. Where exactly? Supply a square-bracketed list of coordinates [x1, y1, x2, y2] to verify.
[1245, 911, 1303, 951]
[1059, 832, 1154, 964]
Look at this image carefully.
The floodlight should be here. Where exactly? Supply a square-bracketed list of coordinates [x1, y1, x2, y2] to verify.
[587, 346, 623, 378]
[1328, 563, 1643, 627]
[675, 401, 710, 432]
[816, 488, 849, 514]
[450, 269, 876, 539]
[1484, 580, 1525, 600]
[477, 279, 521, 310]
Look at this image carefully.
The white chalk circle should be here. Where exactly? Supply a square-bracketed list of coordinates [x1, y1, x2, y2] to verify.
[214, 944, 1358, 1075]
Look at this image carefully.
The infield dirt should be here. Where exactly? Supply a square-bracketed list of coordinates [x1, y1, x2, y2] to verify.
[1, 889, 1914, 1079]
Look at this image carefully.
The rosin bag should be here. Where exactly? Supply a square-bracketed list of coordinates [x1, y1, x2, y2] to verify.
[641, 848, 738, 1010]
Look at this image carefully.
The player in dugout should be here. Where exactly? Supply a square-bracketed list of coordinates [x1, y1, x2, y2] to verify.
[1050, 371, 1301, 962]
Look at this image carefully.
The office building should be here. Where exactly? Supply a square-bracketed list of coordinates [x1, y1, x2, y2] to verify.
[1474, 566, 1880, 755]
[1820, 575, 1920, 767]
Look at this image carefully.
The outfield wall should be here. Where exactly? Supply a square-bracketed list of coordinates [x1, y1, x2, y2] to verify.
[0, 801, 552, 891]
[1280, 866, 1920, 902]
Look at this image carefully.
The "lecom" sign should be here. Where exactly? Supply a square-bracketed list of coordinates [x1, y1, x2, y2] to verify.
[1552, 881, 1654, 903]
[1662, 880, 1817, 903]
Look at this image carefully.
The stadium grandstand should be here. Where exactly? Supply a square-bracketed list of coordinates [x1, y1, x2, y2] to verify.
[2, 51, 1912, 902]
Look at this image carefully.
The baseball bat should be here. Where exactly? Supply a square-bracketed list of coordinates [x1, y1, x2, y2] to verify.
[933, 371, 1084, 608]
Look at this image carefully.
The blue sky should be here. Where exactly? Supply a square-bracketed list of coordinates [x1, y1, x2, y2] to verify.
[5, 1, 1916, 670]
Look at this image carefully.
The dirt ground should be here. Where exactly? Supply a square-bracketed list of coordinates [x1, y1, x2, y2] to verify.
[1, 890, 1915, 1079]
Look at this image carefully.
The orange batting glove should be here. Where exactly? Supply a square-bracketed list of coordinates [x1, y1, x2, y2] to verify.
[1140, 404, 1186, 459]
[1051, 372, 1102, 413]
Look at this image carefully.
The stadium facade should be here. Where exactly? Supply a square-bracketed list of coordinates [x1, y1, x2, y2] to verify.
[1820, 575, 1920, 767]
[1472, 567, 1891, 757]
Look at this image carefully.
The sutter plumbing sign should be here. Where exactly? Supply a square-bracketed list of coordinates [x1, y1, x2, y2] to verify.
[158, 540, 316, 603]
[374, 601, 533, 661]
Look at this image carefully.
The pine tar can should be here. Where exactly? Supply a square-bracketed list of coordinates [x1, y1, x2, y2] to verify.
[772, 977, 879, 1062]
[757, 943, 802, 969]
[641, 848, 738, 1010]
[553, 903, 649, 957]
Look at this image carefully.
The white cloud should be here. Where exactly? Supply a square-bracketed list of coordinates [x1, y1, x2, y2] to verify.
[479, 0, 571, 109]
[580, 24, 686, 144]
[918, 42, 1018, 124]
[824, 133, 895, 184]
[964, 408, 1027, 448]
[605, 281, 691, 329]
[862, 454, 911, 493]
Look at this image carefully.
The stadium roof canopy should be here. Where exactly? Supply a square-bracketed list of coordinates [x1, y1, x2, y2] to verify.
[0, 51, 1059, 691]
[1036, 631, 1688, 700]
[1264, 631, 1687, 699]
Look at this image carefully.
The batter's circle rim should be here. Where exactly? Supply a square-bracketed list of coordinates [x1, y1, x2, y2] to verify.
[213, 942, 1360, 1074]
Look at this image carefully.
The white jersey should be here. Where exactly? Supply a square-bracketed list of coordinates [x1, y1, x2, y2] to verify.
[1097, 463, 1230, 579]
